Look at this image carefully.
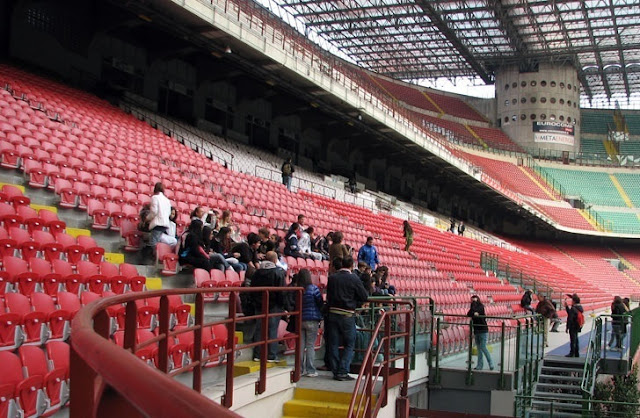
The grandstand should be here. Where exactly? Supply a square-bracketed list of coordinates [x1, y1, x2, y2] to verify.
[0, 0, 640, 417]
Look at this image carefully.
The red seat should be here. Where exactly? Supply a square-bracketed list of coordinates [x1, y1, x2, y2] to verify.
[87, 199, 109, 229]
[5, 293, 48, 345]
[156, 243, 178, 275]
[57, 292, 81, 316]
[54, 232, 83, 264]
[4, 255, 41, 296]
[8, 227, 40, 260]
[19, 345, 67, 410]
[0, 351, 45, 417]
[120, 220, 143, 252]
[55, 178, 77, 208]
[77, 235, 104, 264]
[30, 293, 70, 340]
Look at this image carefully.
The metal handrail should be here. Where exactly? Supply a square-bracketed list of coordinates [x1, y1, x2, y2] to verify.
[347, 300, 414, 418]
[70, 286, 303, 417]
[580, 316, 602, 399]
[254, 165, 337, 199]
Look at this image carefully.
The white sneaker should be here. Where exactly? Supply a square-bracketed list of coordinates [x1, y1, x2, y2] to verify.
[306, 372, 318, 377]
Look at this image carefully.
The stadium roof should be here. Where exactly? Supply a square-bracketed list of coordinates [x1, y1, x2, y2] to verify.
[263, 0, 640, 107]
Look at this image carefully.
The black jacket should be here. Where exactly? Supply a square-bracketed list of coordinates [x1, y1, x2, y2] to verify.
[566, 304, 584, 331]
[467, 302, 488, 334]
[250, 263, 286, 312]
[326, 270, 369, 312]
[611, 302, 627, 326]
[231, 242, 257, 264]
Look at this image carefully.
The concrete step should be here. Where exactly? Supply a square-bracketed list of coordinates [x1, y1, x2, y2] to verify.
[283, 399, 352, 418]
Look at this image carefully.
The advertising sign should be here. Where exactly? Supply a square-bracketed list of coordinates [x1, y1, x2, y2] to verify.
[533, 121, 575, 146]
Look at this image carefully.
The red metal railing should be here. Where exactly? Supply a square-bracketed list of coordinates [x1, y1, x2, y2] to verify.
[347, 300, 414, 418]
[70, 287, 303, 417]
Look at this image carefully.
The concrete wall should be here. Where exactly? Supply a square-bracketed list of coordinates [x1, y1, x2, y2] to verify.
[496, 63, 581, 154]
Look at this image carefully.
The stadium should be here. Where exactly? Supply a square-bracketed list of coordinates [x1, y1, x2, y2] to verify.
[0, 0, 639, 416]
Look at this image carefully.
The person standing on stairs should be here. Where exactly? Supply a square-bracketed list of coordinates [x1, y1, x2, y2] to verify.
[608, 296, 628, 351]
[565, 294, 584, 357]
[281, 157, 294, 192]
[467, 295, 494, 371]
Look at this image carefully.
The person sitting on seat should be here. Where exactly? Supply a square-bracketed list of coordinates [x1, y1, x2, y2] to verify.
[210, 227, 245, 272]
[202, 226, 232, 271]
[284, 223, 308, 259]
[178, 220, 211, 271]
[299, 227, 323, 261]
[520, 290, 535, 314]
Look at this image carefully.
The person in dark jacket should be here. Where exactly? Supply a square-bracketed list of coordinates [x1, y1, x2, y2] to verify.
[521, 290, 535, 314]
[467, 295, 494, 370]
[565, 294, 584, 357]
[231, 232, 261, 275]
[178, 220, 211, 271]
[536, 294, 556, 347]
[281, 157, 294, 191]
[250, 251, 287, 362]
[202, 226, 232, 271]
[296, 269, 323, 377]
[609, 296, 628, 351]
[326, 256, 369, 381]
[328, 231, 350, 274]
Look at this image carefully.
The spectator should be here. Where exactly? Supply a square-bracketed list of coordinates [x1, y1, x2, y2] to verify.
[211, 227, 245, 272]
[535, 294, 556, 347]
[250, 251, 287, 362]
[177, 220, 211, 271]
[147, 183, 177, 248]
[357, 237, 379, 270]
[520, 290, 535, 315]
[467, 295, 494, 370]
[373, 266, 395, 296]
[204, 209, 218, 229]
[218, 210, 233, 229]
[348, 172, 357, 194]
[299, 227, 323, 260]
[191, 206, 205, 222]
[202, 226, 232, 271]
[231, 232, 261, 275]
[257, 227, 275, 260]
[458, 221, 466, 236]
[565, 293, 584, 357]
[360, 272, 374, 296]
[326, 257, 369, 381]
[281, 157, 294, 191]
[328, 231, 350, 274]
[449, 218, 456, 233]
[609, 296, 628, 351]
[284, 223, 307, 259]
[296, 214, 306, 230]
[138, 203, 151, 232]
[311, 231, 331, 260]
[168, 207, 178, 239]
[353, 261, 368, 279]
[402, 221, 413, 253]
[297, 269, 323, 377]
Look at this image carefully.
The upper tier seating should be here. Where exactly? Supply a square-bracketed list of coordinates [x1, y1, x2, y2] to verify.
[581, 112, 613, 135]
[616, 173, 640, 207]
[0, 64, 618, 316]
[369, 75, 485, 122]
[619, 141, 640, 157]
[461, 153, 557, 201]
[580, 138, 607, 158]
[597, 211, 640, 233]
[539, 168, 626, 207]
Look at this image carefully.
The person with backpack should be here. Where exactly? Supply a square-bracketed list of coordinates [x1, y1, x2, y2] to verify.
[281, 157, 294, 191]
[520, 290, 535, 315]
[609, 296, 628, 351]
[565, 293, 584, 357]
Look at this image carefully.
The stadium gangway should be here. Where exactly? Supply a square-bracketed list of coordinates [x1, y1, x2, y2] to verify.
[254, 164, 337, 199]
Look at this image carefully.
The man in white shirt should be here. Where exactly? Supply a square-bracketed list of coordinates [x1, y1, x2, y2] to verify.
[147, 183, 177, 248]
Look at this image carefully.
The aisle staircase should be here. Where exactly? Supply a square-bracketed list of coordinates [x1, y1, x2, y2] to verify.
[283, 388, 374, 418]
[529, 356, 587, 417]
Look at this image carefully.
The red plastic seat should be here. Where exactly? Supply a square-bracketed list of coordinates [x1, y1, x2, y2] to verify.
[77, 235, 105, 264]
[87, 199, 109, 229]
[4, 255, 41, 296]
[156, 243, 178, 275]
[120, 219, 143, 251]
[54, 232, 83, 264]
[8, 227, 39, 260]
[19, 345, 67, 410]
[57, 292, 81, 316]
[5, 293, 48, 345]
[30, 293, 70, 340]
[0, 351, 45, 417]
